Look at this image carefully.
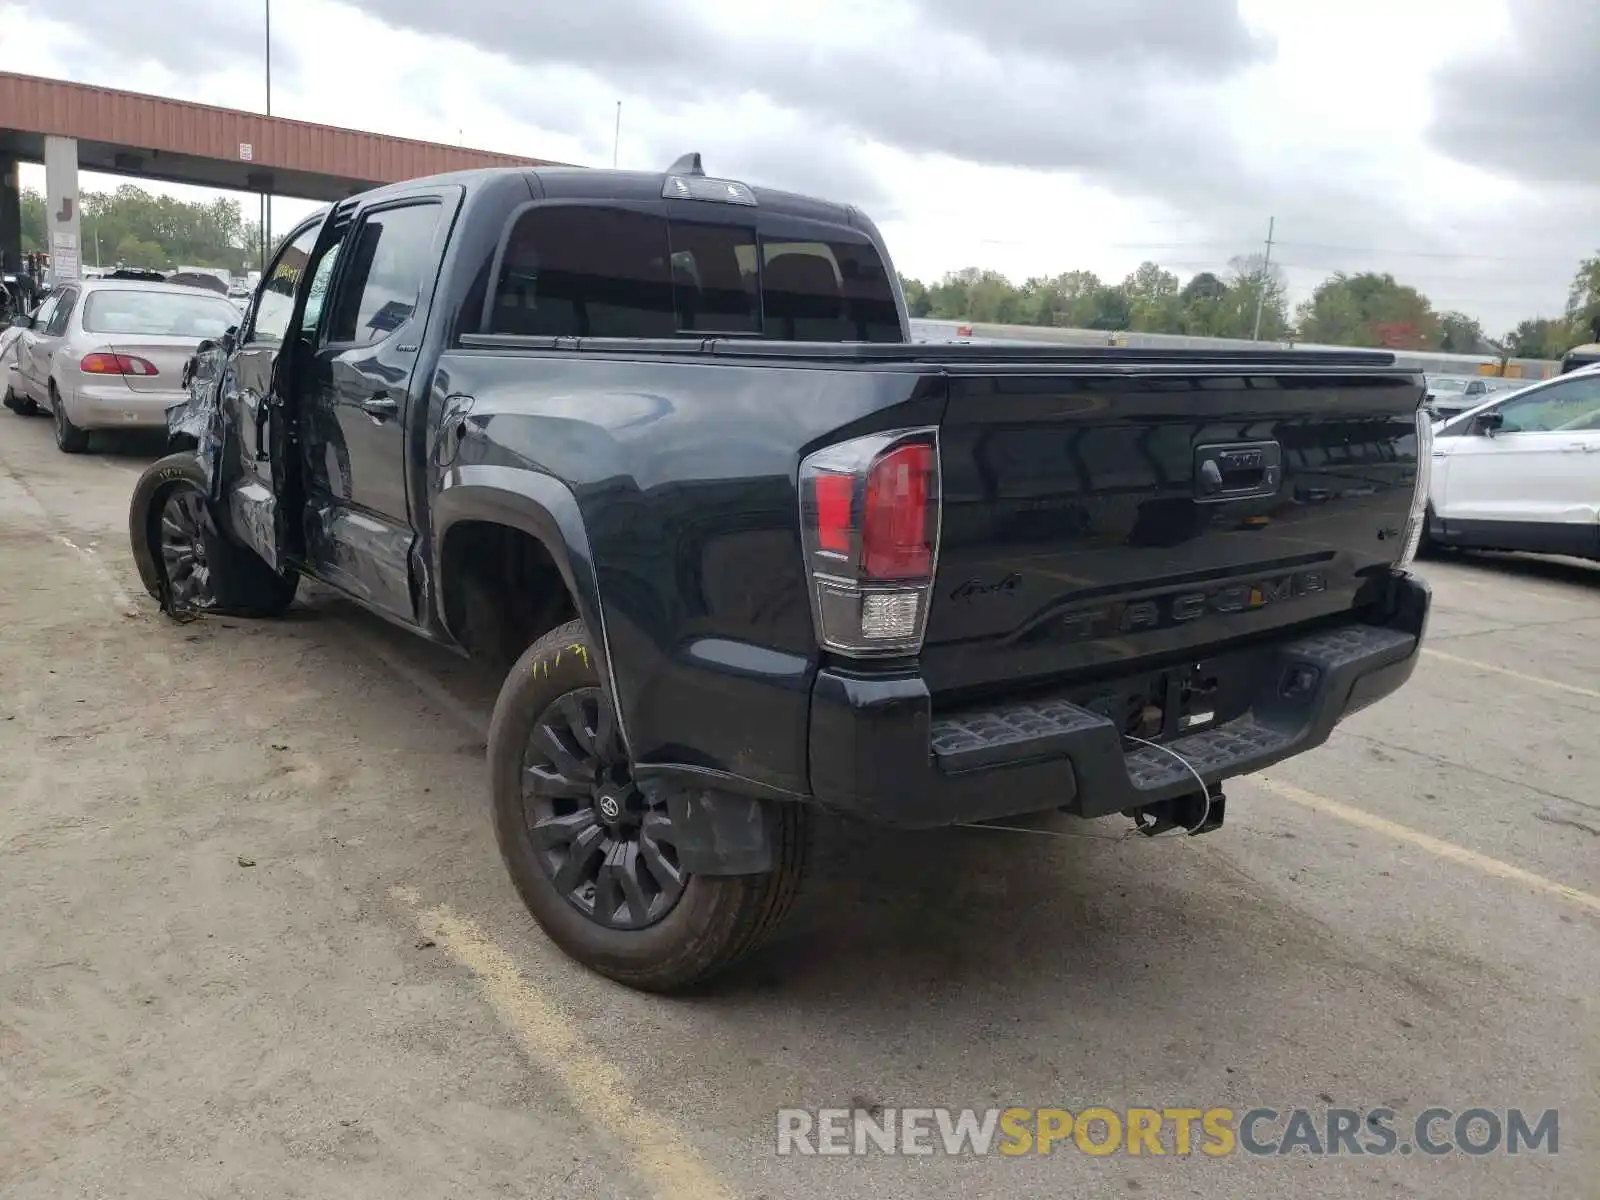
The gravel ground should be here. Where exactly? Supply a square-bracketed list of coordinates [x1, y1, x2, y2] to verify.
[1, 414, 1594, 1200]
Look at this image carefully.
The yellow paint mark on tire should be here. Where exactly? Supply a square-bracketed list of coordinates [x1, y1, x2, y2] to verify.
[1253, 777, 1600, 916]
[390, 887, 736, 1200]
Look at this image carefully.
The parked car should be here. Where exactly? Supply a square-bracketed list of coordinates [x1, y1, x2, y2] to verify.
[1559, 342, 1600, 374]
[1423, 363, 1600, 559]
[130, 159, 1433, 992]
[167, 270, 231, 295]
[1422, 373, 1524, 421]
[4, 278, 240, 451]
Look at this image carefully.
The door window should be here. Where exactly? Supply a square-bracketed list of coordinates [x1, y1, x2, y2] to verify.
[30, 294, 59, 332]
[300, 241, 341, 337]
[251, 223, 322, 345]
[325, 203, 442, 346]
[43, 289, 75, 336]
[1492, 376, 1600, 433]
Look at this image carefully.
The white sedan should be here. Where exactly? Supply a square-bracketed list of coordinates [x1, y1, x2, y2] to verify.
[3, 279, 240, 452]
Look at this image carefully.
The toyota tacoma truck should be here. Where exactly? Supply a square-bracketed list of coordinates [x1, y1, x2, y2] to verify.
[129, 156, 1433, 991]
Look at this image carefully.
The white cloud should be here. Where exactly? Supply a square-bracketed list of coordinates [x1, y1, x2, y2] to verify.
[4, 0, 1593, 333]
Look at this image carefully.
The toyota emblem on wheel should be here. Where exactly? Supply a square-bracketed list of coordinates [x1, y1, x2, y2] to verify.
[598, 794, 620, 820]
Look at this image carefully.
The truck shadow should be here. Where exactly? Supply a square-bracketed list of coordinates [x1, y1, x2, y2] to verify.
[1421, 548, 1600, 589]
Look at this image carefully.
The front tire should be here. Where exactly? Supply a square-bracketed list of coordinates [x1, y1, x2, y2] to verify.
[489, 619, 808, 992]
[128, 451, 299, 617]
[51, 384, 89, 453]
[2, 381, 36, 415]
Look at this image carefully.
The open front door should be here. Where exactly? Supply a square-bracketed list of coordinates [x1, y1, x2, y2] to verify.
[214, 212, 347, 571]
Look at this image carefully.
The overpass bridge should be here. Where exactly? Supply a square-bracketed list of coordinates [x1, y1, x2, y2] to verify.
[0, 71, 564, 279]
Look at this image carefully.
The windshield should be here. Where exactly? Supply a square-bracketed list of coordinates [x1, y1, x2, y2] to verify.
[82, 289, 238, 338]
[1426, 377, 1469, 394]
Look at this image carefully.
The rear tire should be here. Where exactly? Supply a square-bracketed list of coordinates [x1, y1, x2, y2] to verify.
[128, 451, 299, 617]
[50, 384, 89, 453]
[490, 619, 808, 992]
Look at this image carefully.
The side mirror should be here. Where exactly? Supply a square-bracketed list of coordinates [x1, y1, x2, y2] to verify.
[1473, 410, 1504, 437]
[9, 313, 30, 329]
[194, 338, 217, 356]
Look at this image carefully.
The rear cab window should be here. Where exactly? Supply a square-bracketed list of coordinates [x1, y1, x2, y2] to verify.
[483, 199, 902, 342]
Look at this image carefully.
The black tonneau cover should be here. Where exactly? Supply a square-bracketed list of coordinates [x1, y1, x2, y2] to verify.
[458, 333, 1400, 371]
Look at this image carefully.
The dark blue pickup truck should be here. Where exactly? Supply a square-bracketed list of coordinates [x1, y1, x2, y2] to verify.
[129, 155, 1432, 990]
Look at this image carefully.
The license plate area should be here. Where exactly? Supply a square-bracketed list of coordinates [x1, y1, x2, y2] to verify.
[1069, 647, 1267, 743]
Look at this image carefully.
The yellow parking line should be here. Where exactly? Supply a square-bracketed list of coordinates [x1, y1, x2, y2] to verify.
[1422, 647, 1600, 701]
[1253, 778, 1600, 916]
[391, 888, 736, 1200]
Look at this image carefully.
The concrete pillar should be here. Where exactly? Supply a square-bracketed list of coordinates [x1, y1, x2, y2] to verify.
[43, 135, 81, 283]
[0, 156, 20, 274]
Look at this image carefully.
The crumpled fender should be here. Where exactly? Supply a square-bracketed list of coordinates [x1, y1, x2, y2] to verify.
[165, 341, 232, 497]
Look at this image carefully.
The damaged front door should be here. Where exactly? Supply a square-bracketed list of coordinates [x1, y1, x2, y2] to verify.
[218, 218, 324, 570]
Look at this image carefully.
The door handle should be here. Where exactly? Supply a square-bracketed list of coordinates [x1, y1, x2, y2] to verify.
[361, 394, 398, 420]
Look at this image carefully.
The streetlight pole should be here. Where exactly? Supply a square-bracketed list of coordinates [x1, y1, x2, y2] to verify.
[260, 0, 273, 270]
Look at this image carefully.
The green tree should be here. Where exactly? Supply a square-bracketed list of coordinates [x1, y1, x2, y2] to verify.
[1295, 272, 1441, 349]
[20, 184, 260, 271]
[1502, 317, 1570, 360]
[20, 188, 46, 252]
[1122, 261, 1181, 332]
[112, 234, 167, 269]
[1437, 311, 1486, 354]
[1174, 272, 1232, 336]
[1089, 284, 1131, 331]
[1565, 252, 1600, 343]
[899, 275, 931, 317]
[1224, 254, 1290, 340]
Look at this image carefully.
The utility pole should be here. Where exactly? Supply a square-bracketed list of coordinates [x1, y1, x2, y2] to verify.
[613, 101, 622, 168]
[1251, 215, 1276, 342]
[260, 0, 273, 270]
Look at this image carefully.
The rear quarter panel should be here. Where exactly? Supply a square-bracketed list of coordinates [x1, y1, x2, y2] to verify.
[432, 349, 942, 795]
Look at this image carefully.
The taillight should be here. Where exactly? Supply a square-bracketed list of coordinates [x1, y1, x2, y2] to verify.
[1397, 406, 1434, 567]
[799, 428, 941, 655]
[80, 353, 158, 376]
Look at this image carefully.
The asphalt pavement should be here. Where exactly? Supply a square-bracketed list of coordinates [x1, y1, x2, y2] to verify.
[1, 414, 1594, 1199]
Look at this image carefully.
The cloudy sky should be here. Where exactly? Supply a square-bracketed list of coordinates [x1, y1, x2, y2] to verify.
[4, 0, 1595, 334]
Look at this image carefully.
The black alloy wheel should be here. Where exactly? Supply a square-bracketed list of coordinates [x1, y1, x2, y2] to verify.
[521, 686, 687, 930]
[157, 486, 215, 609]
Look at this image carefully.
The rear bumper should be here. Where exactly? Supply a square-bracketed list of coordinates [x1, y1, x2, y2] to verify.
[808, 571, 1430, 828]
[66, 382, 187, 429]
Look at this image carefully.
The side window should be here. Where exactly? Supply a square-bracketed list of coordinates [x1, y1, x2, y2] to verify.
[489, 205, 675, 339]
[1495, 377, 1600, 433]
[251, 223, 321, 345]
[300, 241, 342, 337]
[30, 294, 59, 331]
[43, 289, 75, 336]
[325, 203, 441, 346]
[668, 221, 760, 333]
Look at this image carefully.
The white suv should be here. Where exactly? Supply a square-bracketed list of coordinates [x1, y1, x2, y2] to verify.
[1425, 363, 1600, 559]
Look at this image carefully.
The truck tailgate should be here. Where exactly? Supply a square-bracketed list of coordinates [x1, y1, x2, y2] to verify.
[922, 363, 1426, 699]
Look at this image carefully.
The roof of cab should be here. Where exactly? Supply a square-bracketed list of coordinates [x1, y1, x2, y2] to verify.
[344, 164, 857, 226]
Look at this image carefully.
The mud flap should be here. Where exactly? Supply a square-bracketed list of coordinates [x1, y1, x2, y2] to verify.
[661, 789, 777, 875]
